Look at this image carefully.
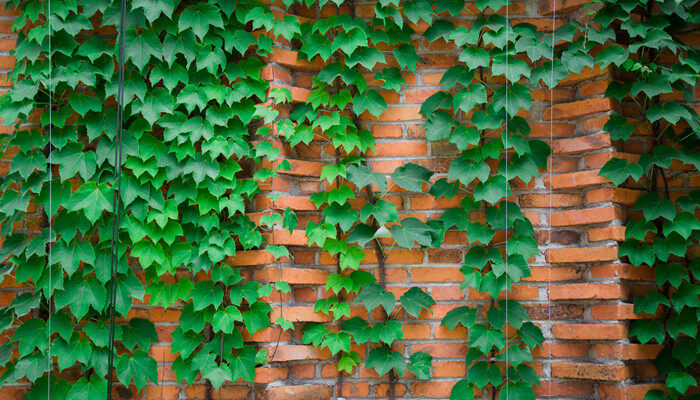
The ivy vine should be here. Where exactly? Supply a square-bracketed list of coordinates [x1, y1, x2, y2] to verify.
[0, 0, 696, 399]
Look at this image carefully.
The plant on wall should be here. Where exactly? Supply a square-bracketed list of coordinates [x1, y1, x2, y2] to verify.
[563, 0, 700, 398]
[0, 0, 291, 396]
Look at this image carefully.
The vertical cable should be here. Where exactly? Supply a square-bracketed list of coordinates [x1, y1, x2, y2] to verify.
[106, 0, 127, 398]
[504, 2, 510, 398]
[46, 0, 52, 395]
[548, 1, 556, 398]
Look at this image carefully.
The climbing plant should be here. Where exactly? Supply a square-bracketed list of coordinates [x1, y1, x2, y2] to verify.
[0, 0, 697, 399]
[284, 1, 439, 393]
[0, 0, 291, 397]
[565, 0, 699, 398]
[415, 2, 552, 399]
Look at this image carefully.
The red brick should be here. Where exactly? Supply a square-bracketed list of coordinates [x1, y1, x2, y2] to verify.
[549, 283, 629, 300]
[552, 362, 632, 381]
[546, 246, 619, 263]
[552, 324, 628, 340]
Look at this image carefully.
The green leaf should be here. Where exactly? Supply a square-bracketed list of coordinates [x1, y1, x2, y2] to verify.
[302, 323, 329, 347]
[356, 283, 395, 314]
[320, 332, 351, 356]
[353, 90, 387, 117]
[407, 351, 433, 380]
[629, 319, 665, 344]
[400, 287, 435, 317]
[366, 347, 406, 376]
[467, 361, 501, 389]
[116, 349, 157, 391]
[449, 156, 490, 186]
[124, 28, 162, 70]
[178, 3, 223, 39]
[133, 0, 177, 22]
[54, 275, 106, 319]
[450, 379, 475, 400]
[422, 110, 453, 141]
[666, 372, 697, 395]
[242, 301, 271, 334]
[390, 218, 434, 248]
[454, 84, 487, 113]
[53, 143, 97, 181]
[12, 318, 46, 357]
[390, 163, 432, 192]
[338, 351, 361, 373]
[67, 375, 107, 400]
[441, 306, 477, 330]
[67, 93, 101, 116]
[599, 157, 643, 187]
[634, 192, 676, 221]
[346, 47, 385, 70]
[393, 43, 419, 71]
[518, 322, 544, 348]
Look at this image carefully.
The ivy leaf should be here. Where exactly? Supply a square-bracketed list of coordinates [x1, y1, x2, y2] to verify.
[302, 323, 329, 347]
[634, 192, 676, 221]
[450, 380, 476, 400]
[366, 347, 406, 376]
[454, 84, 487, 113]
[441, 306, 477, 330]
[67, 182, 113, 224]
[178, 3, 223, 39]
[666, 372, 697, 395]
[12, 318, 46, 357]
[467, 361, 502, 389]
[599, 157, 643, 186]
[189, 281, 223, 311]
[422, 110, 454, 141]
[320, 332, 351, 356]
[407, 351, 433, 380]
[393, 43, 419, 71]
[132, 0, 177, 22]
[449, 156, 490, 185]
[391, 218, 434, 248]
[67, 93, 101, 116]
[629, 319, 665, 344]
[353, 90, 387, 117]
[338, 351, 361, 373]
[473, 175, 510, 204]
[346, 47, 385, 70]
[356, 283, 395, 314]
[619, 239, 655, 266]
[116, 349, 157, 391]
[459, 46, 490, 69]
[124, 28, 162, 70]
[390, 163, 432, 192]
[518, 322, 544, 348]
[67, 375, 107, 400]
[420, 92, 452, 116]
[400, 287, 435, 317]
[54, 275, 106, 320]
[53, 143, 96, 181]
[242, 301, 271, 335]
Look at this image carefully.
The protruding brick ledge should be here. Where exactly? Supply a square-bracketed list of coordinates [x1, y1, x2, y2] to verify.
[552, 362, 633, 381]
[262, 384, 333, 400]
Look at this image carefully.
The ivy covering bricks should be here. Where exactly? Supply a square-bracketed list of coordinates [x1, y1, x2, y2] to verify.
[0, 0, 697, 399]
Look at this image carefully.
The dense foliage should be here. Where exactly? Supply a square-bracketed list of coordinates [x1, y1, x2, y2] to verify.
[0, 0, 696, 399]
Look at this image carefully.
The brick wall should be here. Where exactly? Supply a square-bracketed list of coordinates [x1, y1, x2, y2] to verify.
[0, 0, 696, 399]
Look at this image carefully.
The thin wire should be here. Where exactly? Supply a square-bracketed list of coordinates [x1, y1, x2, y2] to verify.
[504, 2, 509, 398]
[106, 0, 127, 398]
[548, 1, 556, 397]
[46, 0, 52, 395]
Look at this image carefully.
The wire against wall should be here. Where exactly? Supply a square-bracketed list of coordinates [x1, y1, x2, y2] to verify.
[548, 0, 556, 397]
[106, 0, 128, 399]
[47, 0, 52, 397]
